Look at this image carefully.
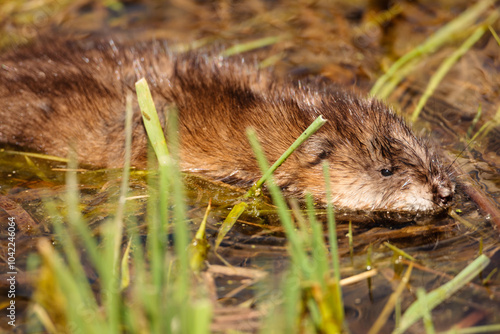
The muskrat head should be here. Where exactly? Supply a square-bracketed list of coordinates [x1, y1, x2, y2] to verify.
[293, 99, 455, 215]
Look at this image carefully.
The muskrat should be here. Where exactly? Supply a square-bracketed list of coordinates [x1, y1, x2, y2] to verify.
[0, 38, 454, 215]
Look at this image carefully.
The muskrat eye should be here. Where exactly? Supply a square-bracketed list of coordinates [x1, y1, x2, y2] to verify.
[380, 168, 393, 177]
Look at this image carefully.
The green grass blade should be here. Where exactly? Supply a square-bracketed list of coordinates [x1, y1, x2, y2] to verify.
[384, 242, 416, 262]
[470, 104, 500, 144]
[135, 78, 170, 162]
[37, 239, 106, 334]
[371, 0, 494, 98]
[112, 93, 133, 270]
[489, 25, 500, 45]
[103, 93, 134, 334]
[306, 194, 329, 289]
[166, 107, 191, 320]
[136, 78, 170, 332]
[395, 254, 490, 334]
[215, 201, 248, 251]
[120, 238, 132, 290]
[322, 163, 345, 328]
[189, 201, 211, 272]
[251, 115, 327, 192]
[189, 299, 213, 334]
[283, 266, 302, 334]
[416, 288, 436, 334]
[65, 152, 102, 273]
[221, 115, 326, 252]
[246, 127, 311, 273]
[467, 105, 482, 139]
[221, 35, 285, 56]
[0, 150, 69, 162]
[411, 13, 497, 122]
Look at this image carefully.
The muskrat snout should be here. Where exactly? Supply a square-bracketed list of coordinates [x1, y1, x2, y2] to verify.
[435, 184, 454, 207]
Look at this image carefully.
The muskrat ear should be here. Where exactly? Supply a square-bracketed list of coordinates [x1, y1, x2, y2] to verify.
[299, 136, 334, 167]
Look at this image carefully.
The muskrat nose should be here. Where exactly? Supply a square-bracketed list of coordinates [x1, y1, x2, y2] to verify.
[436, 186, 453, 206]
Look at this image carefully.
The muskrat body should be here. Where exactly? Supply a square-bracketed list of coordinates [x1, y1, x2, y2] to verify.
[0, 39, 454, 214]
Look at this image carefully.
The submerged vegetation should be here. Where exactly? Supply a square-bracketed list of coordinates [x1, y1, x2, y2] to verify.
[0, 0, 499, 333]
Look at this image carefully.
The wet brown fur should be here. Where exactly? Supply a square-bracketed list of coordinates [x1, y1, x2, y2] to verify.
[0, 38, 454, 214]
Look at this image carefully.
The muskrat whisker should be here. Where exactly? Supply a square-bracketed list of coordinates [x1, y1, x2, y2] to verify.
[401, 179, 411, 190]
[446, 137, 476, 172]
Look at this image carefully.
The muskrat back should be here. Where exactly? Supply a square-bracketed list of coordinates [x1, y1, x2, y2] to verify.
[0, 38, 454, 215]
